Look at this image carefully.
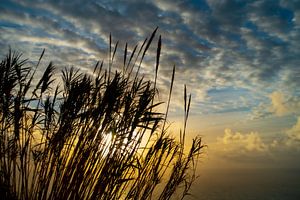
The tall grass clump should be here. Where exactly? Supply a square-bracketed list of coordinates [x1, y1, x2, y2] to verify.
[0, 29, 205, 200]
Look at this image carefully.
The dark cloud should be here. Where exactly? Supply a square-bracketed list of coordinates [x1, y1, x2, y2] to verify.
[0, 0, 299, 115]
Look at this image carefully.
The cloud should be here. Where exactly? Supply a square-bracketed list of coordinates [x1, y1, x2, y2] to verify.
[1, 0, 300, 116]
[250, 102, 272, 120]
[269, 91, 300, 116]
[250, 91, 300, 119]
[1, 0, 300, 170]
[270, 91, 290, 116]
[286, 116, 300, 142]
[248, 0, 294, 40]
[219, 128, 269, 153]
[213, 127, 300, 166]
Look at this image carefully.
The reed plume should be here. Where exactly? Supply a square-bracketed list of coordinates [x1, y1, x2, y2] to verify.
[0, 29, 205, 200]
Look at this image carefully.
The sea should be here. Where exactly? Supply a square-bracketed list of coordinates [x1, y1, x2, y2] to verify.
[184, 168, 300, 200]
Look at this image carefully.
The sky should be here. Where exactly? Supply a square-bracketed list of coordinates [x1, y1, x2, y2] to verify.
[1, 0, 300, 191]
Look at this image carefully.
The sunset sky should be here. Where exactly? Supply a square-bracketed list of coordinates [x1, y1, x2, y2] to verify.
[1, 0, 300, 198]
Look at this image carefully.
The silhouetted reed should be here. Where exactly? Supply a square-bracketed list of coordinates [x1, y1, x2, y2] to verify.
[0, 29, 205, 200]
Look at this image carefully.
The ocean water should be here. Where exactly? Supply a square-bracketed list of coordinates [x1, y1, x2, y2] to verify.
[185, 168, 300, 200]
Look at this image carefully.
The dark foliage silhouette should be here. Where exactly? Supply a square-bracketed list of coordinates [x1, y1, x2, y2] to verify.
[0, 29, 205, 200]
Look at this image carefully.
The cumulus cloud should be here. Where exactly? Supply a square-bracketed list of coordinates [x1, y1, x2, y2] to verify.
[269, 91, 300, 116]
[218, 128, 269, 153]
[250, 91, 300, 119]
[286, 116, 300, 142]
[214, 127, 300, 165]
[270, 92, 289, 116]
[252, 91, 300, 147]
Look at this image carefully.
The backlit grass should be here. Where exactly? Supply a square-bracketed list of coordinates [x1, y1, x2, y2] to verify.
[0, 29, 205, 200]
